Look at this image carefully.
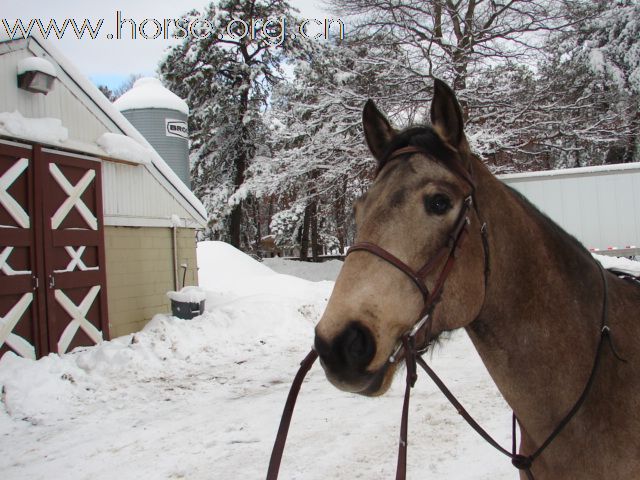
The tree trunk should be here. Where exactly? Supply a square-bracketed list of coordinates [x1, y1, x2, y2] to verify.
[334, 181, 347, 253]
[229, 87, 250, 248]
[229, 152, 245, 248]
[310, 200, 320, 262]
[300, 203, 311, 261]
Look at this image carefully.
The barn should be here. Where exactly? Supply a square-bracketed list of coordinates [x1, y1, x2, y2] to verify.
[0, 36, 207, 360]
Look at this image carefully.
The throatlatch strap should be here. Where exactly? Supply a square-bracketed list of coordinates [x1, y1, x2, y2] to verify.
[266, 349, 318, 480]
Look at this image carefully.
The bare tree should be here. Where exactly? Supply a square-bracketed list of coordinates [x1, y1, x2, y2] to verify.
[328, 1, 588, 105]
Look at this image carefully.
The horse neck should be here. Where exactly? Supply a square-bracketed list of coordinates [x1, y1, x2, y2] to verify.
[466, 159, 604, 435]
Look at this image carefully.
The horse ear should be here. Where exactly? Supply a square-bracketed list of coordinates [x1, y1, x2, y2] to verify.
[363, 100, 395, 163]
[430, 78, 466, 149]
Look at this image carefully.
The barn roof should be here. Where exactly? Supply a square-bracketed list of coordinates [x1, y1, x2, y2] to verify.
[0, 36, 207, 228]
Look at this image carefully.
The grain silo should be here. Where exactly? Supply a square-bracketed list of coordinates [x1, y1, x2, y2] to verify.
[114, 77, 191, 187]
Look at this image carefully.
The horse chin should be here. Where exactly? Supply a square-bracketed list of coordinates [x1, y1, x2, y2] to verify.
[322, 359, 397, 397]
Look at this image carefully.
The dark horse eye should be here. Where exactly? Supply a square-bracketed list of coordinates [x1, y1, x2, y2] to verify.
[425, 194, 452, 215]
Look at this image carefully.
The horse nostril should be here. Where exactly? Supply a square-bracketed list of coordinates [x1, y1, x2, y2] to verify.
[339, 323, 376, 369]
[314, 323, 376, 375]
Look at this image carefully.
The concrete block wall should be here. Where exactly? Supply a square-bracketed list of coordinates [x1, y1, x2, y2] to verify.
[104, 226, 199, 338]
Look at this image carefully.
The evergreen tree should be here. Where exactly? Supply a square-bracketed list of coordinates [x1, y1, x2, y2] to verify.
[160, 0, 310, 248]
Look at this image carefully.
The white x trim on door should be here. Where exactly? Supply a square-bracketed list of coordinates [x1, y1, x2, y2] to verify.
[0, 246, 31, 276]
[0, 157, 30, 228]
[54, 246, 99, 273]
[0, 293, 35, 359]
[49, 164, 97, 230]
[55, 286, 103, 354]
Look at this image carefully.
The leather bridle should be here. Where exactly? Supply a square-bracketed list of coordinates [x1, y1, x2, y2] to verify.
[266, 146, 623, 480]
[344, 145, 486, 480]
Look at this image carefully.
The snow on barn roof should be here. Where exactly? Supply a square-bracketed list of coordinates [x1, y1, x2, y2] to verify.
[114, 77, 189, 115]
[0, 36, 206, 225]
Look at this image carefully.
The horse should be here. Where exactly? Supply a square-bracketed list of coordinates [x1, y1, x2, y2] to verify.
[313, 79, 640, 479]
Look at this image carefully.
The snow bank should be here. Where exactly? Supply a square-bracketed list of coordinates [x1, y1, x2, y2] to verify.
[0, 111, 68, 145]
[197, 241, 274, 284]
[197, 241, 333, 310]
[593, 253, 640, 276]
[0, 241, 331, 427]
[114, 77, 189, 115]
[263, 257, 343, 282]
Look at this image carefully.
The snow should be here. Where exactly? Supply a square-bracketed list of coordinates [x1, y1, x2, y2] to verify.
[170, 214, 182, 227]
[0, 240, 522, 479]
[166, 286, 207, 304]
[0, 110, 68, 145]
[16, 56, 57, 77]
[96, 132, 153, 165]
[593, 253, 640, 276]
[114, 77, 189, 115]
[263, 257, 344, 282]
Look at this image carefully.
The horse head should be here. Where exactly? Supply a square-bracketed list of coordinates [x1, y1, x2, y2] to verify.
[314, 80, 487, 396]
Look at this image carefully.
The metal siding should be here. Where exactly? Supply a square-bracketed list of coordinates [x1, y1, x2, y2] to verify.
[0, 47, 112, 146]
[503, 168, 640, 250]
[561, 177, 584, 243]
[612, 174, 636, 247]
[101, 161, 194, 221]
[121, 109, 190, 188]
[578, 176, 602, 248]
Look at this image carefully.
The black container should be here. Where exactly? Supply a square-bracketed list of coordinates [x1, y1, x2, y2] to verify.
[171, 299, 205, 320]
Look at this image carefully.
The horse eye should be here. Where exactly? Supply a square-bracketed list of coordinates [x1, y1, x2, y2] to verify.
[425, 194, 452, 215]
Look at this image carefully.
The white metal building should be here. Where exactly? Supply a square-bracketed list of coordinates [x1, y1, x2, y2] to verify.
[501, 163, 640, 255]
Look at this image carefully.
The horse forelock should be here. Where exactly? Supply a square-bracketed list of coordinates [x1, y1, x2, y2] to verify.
[376, 125, 458, 178]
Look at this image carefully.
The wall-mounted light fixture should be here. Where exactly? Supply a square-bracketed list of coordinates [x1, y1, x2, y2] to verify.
[17, 56, 57, 94]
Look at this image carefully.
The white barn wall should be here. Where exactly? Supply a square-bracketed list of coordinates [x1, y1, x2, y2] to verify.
[102, 161, 199, 228]
[501, 164, 640, 251]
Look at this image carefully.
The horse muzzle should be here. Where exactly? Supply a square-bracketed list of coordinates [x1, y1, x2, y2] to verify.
[314, 322, 390, 395]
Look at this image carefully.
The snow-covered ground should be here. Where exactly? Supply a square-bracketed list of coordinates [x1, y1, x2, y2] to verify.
[2, 243, 638, 479]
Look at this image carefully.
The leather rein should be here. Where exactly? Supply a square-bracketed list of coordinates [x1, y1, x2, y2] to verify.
[266, 145, 623, 480]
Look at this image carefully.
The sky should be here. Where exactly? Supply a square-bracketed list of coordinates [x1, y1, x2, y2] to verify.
[2, 1, 331, 90]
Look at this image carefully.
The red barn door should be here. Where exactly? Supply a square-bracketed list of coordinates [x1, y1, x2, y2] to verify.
[0, 141, 40, 359]
[0, 141, 109, 359]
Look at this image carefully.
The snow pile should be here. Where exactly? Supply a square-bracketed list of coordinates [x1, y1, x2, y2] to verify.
[197, 240, 274, 285]
[0, 241, 514, 480]
[114, 77, 189, 115]
[197, 240, 332, 310]
[0, 111, 68, 144]
[593, 253, 640, 276]
[96, 132, 154, 165]
[263, 257, 343, 282]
